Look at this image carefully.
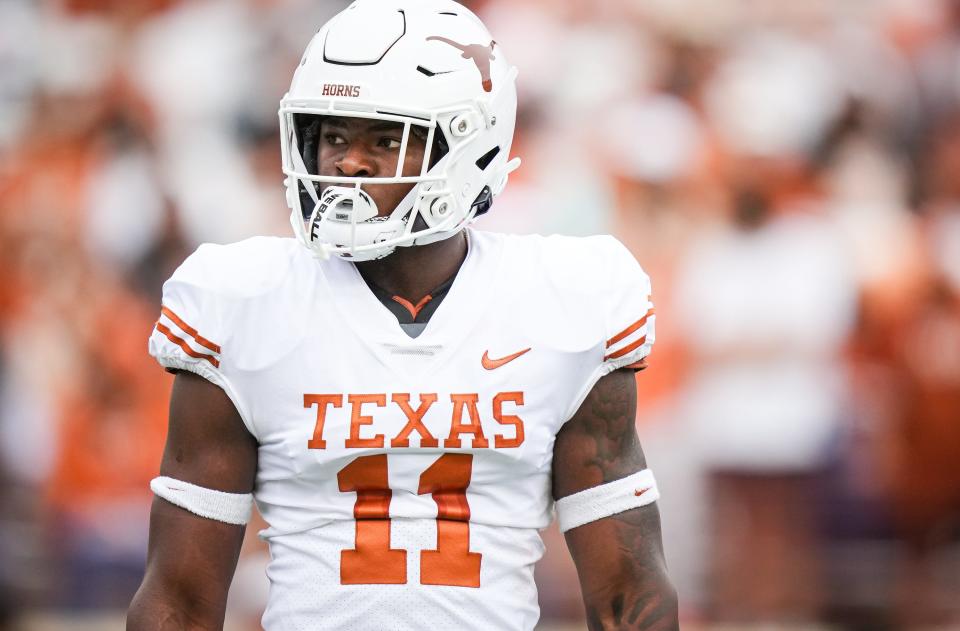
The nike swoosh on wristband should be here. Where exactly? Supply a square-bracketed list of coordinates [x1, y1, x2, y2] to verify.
[481, 347, 531, 370]
[634, 487, 652, 497]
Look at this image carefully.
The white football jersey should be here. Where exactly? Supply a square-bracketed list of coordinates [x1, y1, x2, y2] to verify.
[148, 229, 654, 631]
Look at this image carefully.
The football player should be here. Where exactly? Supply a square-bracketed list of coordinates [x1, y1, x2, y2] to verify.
[127, 1, 677, 629]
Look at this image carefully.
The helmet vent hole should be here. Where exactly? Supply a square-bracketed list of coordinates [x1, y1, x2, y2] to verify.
[417, 65, 454, 79]
[475, 146, 501, 171]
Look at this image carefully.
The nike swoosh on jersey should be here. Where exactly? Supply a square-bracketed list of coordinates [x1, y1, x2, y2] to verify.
[481, 347, 531, 370]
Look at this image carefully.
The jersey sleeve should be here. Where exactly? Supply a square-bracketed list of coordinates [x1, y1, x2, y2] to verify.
[599, 237, 656, 374]
[147, 244, 256, 436]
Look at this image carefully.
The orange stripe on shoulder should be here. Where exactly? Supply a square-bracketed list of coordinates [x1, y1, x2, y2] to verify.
[161, 306, 221, 353]
[604, 335, 647, 361]
[155, 321, 221, 368]
[606, 308, 654, 348]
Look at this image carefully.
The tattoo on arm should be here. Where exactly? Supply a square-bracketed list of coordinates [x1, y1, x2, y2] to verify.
[581, 369, 646, 483]
[555, 370, 678, 630]
[579, 506, 677, 630]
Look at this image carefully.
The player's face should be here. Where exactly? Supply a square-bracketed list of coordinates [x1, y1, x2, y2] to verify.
[316, 117, 428, 218]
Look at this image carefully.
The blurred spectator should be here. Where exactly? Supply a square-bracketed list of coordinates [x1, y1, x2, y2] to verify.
[846, 112, 960, 628]
[674, 173, 858, 621]
[673, 31, 859, 620]
[852, 262, 960, 628]
[43, 274, 169, 609]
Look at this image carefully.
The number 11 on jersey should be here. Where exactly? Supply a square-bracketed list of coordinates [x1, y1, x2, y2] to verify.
[337, 453, 481, 587]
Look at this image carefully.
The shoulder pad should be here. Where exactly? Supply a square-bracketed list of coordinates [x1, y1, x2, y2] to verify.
[169, 237, 299, 299]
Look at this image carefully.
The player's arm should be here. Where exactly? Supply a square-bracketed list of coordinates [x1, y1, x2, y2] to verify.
[552, 368, 678, 631]
[127, 371, 259, 631]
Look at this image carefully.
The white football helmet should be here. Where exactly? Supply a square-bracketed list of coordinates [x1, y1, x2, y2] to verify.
[280, 0, 520, 261]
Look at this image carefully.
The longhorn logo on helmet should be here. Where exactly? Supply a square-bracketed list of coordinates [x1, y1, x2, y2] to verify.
[426, 36, 497, 92]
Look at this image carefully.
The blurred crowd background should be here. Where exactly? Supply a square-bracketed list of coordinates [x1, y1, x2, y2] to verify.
[1, 0, 959, 629]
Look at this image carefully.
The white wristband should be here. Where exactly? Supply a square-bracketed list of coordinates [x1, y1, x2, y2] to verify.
[151, 476, 253, 525]
[555, 469, 659, 533]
